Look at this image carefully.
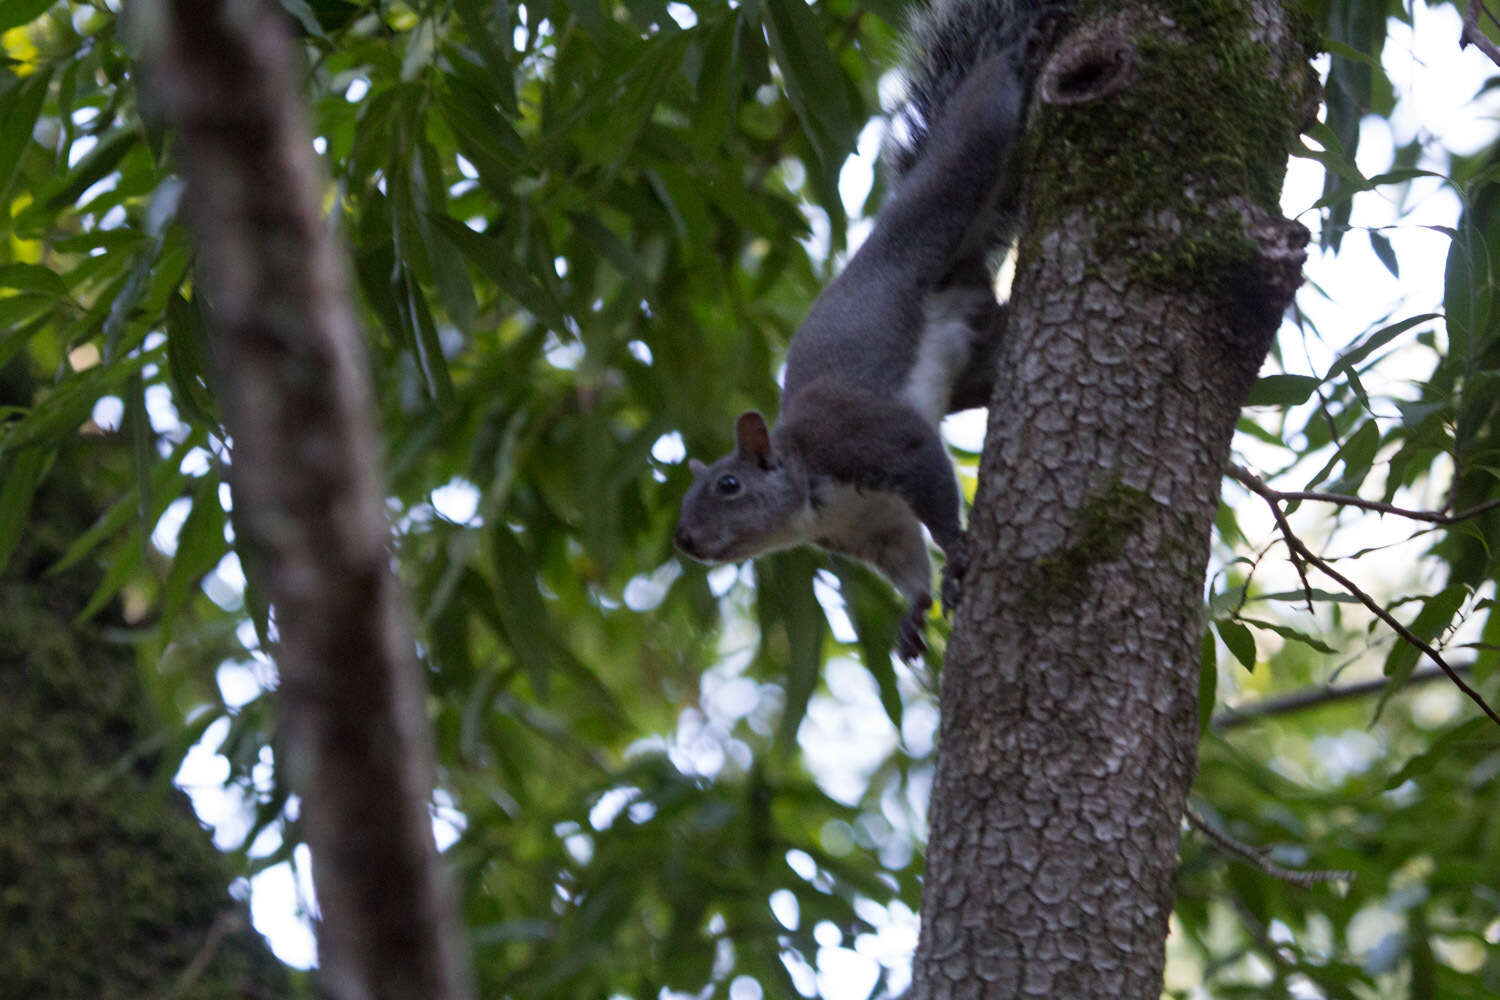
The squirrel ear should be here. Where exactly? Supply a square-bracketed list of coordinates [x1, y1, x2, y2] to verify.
[734, 411, 772, 464]
[689, 458, 709, 477]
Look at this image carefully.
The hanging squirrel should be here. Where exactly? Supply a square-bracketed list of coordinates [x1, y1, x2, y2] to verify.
[674, 1, 1058, 660]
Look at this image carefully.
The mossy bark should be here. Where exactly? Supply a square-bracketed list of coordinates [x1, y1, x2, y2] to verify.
[0, 371, 288, 999]
[910, 2, 1315, 997]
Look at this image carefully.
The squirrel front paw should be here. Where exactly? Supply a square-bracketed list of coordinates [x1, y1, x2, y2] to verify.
[940, 538, 970, 615]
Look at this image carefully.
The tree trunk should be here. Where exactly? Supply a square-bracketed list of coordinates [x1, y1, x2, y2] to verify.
[139, 3, 474, 998]
[911, 3, 1315, 996]
[0, 369, 288, 1000]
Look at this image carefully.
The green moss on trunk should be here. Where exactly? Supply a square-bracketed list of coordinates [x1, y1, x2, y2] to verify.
[0, 368, 289, 1000]
[1029, 0, 1319, 288]
[1030, 480, 1155, 597]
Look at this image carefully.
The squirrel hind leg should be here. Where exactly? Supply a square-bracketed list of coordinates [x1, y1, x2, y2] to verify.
[902, 285, 998, 424]
[947, 297, 1007, 413]
[940, 535, 970, 615]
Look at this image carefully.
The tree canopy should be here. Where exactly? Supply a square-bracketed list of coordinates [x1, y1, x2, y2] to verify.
[3, 0, 1500, 997]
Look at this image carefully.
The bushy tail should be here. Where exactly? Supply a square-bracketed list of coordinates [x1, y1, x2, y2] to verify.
[887, 0, 1065, 254]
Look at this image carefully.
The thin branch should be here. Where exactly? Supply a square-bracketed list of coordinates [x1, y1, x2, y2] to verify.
[1229, 464, 1500, 525]
[1229, 465, 1500, 727]
[163, 910, 241, 1000]
[1463, 2, 1500, 68]
[1186, 807, 1355, 888]
[1212, 663, 1472, 729]
[1229, 465, 1315, 611]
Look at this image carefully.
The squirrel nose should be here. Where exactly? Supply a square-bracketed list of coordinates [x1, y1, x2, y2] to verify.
[678, 524, 705, 554]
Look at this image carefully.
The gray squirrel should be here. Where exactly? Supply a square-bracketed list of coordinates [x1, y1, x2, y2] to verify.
[674, 0, 1055, 660]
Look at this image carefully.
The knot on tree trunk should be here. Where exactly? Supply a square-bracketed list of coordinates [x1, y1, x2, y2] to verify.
[1241, 206, 1310, 317]
[1040, 33, 1138, 105]
[1221, 200, 1310, 366]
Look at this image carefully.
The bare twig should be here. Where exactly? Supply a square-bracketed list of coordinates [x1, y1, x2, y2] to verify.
[1213, 663, 1471, 729]
[1228, 465, 1500, 727]
[1463, 2, 1500, 68]
[1230, 465, 1316, 611]
[163, 910, 241, 1000]
[1229, 463, 1500, 525]
[1187, 807, 1355, 888]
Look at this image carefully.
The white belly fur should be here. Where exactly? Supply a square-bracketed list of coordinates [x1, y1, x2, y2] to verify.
[810, 482, 931, 601]
[899, 286, 988, 425]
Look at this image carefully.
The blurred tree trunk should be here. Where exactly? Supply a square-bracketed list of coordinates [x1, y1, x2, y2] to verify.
[911, 3, 1316, 996]
[0, 367, 288, 999]
[139, 3, 474, 998]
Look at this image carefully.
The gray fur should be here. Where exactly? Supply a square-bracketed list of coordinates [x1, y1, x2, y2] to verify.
[677, 2, 1053, 660]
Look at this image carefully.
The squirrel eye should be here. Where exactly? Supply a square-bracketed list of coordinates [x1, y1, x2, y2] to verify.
[716, 475, 741, 496]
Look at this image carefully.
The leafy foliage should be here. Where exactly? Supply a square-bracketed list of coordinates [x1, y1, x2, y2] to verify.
[3, 0, 1500, 997]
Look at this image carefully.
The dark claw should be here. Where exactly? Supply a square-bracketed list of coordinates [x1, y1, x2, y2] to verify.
[941, 537, 971, 615]
[897, 611, 927, 662]
[897, 593, 932, 662]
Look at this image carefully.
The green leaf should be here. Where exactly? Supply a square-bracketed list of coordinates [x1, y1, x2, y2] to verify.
[1327, 313, 1438, 378]
[567, 212, 649, 297]
[0, 262, 67, 298]
[162, 292, 219, 429]
[688, 12, 738, 160]
[1315, 418, 1380, 495]
[1444, 220, 1490, 366]
[401, 17, 438, 81]
[1198, 628, 1217, 737]
[756, 550, 827, 753]
[1246, 373, 1320, 407]
[126, 372, 154, 551]
[1215, 618, 1257, 672]
[1319, 38, 1384, 73]
[0, 68, 51, 201]
[1254, 588, 1360, 605]
[278, 0, 329, 38]
[0, 0, 53, 33]
[1383, 717, 1495, 789]
[228, 497, 273, 649]
[43, 128, 137, 210]
[760, 0, 857, 171]
[161, 472, 228, 630]
[437, 78, 525, 170]
[4, 350, 152, 452]
[450, 0, 517, 112]
[1297, 126, 1369, 193]
[0, 445, 45, 573]
[489, 529, 558, 698]
[1238, 617, 1337, 654]
[49, 433, 201, 575]
[1380, 585, 1468, 696]
[565, 0, 606, 40]
[430, 215, 567, 331]
[835, 562, 902, 729]
[399, 265, 455, 408]
[1368, 230, 1398, 277]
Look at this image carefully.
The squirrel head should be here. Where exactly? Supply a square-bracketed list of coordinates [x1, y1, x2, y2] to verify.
[674, 411, 812, 563]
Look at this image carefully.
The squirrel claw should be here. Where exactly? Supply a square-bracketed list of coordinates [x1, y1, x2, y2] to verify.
[897, 611, 927, 662]
[897, 594, 932, 662]
[941, 539, 970, 615]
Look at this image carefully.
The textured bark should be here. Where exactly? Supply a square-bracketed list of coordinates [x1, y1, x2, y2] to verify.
[0, 369, 288, 1000]
[139, 3, 473, 999]
[910, 2, 1313, 996]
